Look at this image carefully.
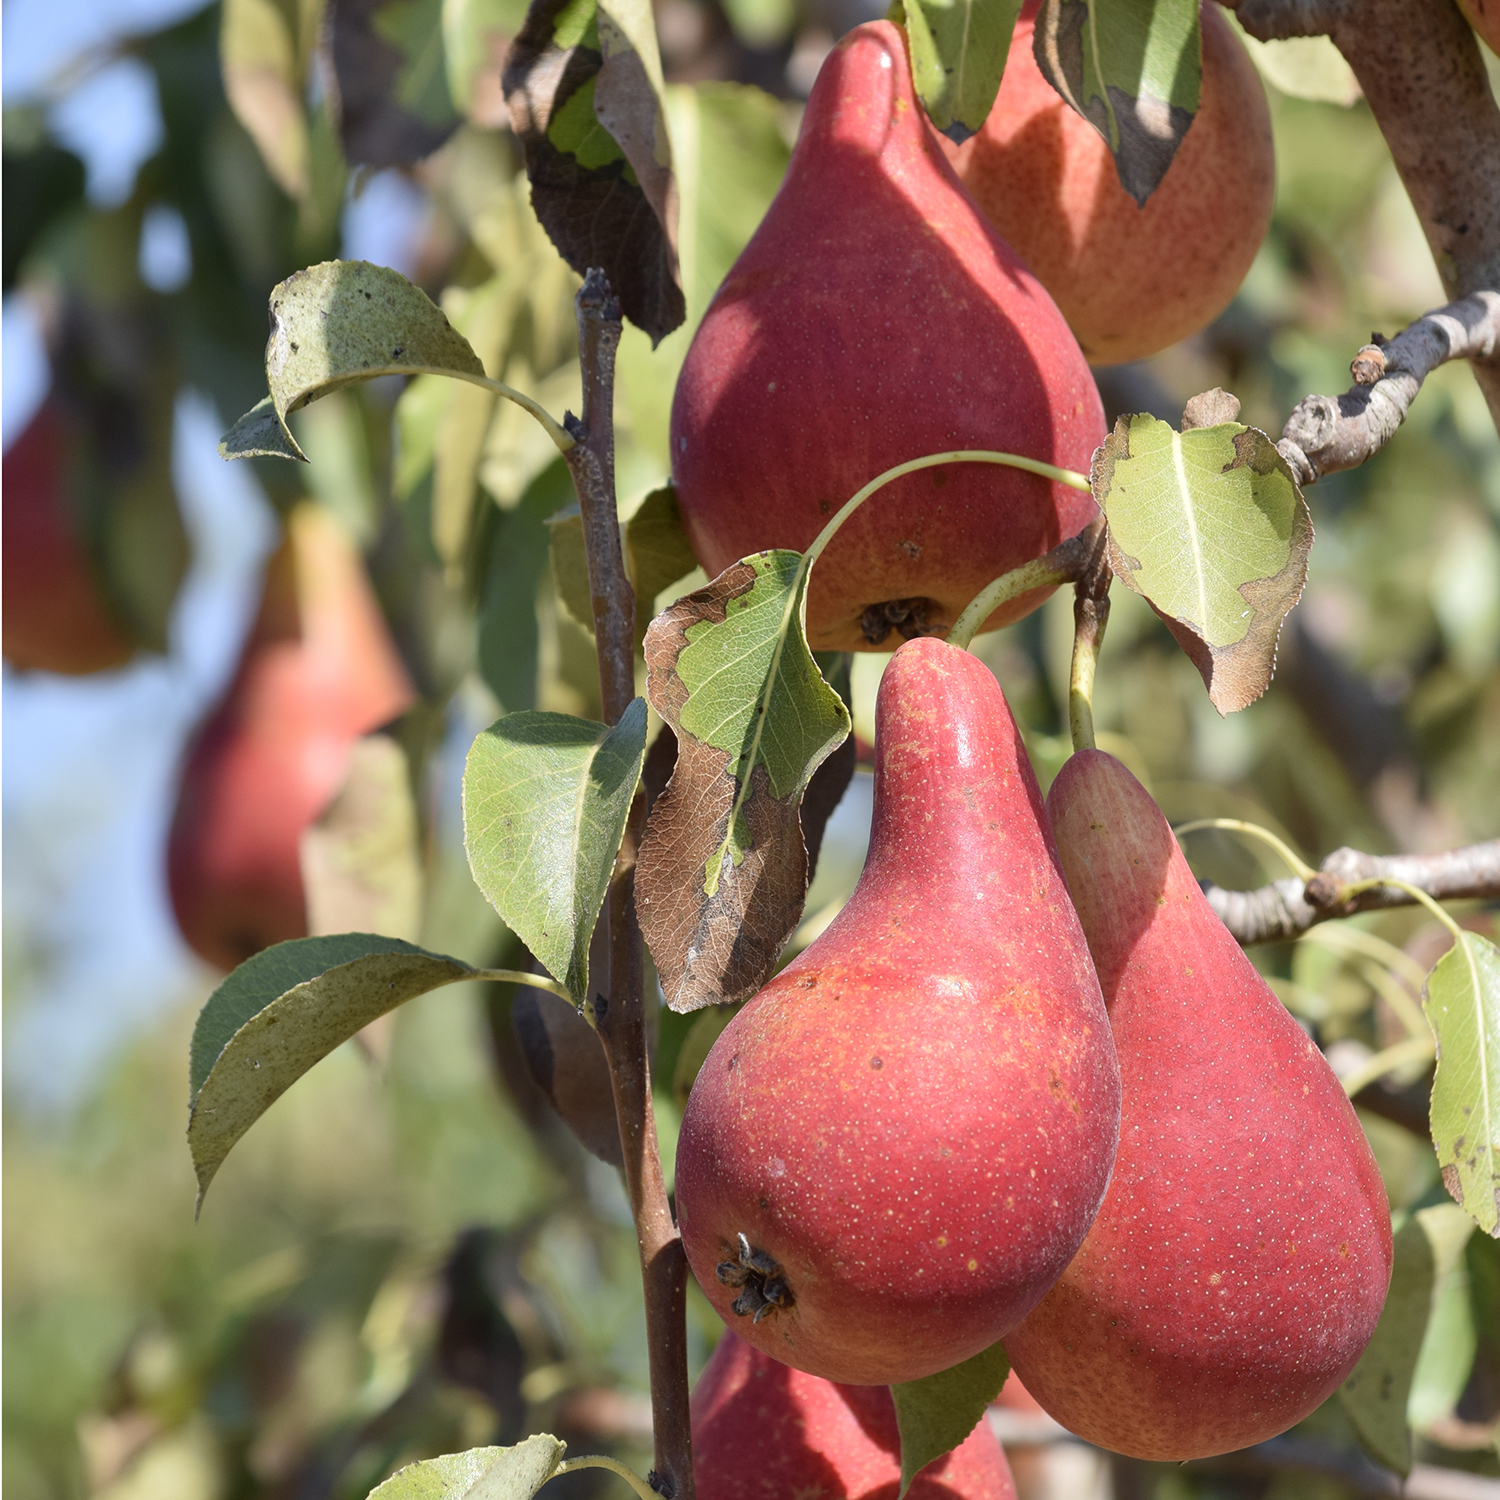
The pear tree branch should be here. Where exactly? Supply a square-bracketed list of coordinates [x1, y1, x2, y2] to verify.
[1202, 839, 1500, 945]
[564, 270, 694, 1500]
[1268, 291, 1500, 486]
[1231, 0, 1500, 467]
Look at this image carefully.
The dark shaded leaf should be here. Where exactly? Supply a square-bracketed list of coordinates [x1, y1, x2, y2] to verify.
[478, 459, 572, 713]
[2, 138, 86, 290]
[326, 0, 462, 167]
[503, 0, 683, 343]
[1032, 0, 1201, 204]
[511, 921, 621, 1166]
[1339, 1202, 1475, 1473]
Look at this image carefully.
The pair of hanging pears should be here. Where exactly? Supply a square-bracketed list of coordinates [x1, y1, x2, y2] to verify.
[676, 637, 1392, 1461]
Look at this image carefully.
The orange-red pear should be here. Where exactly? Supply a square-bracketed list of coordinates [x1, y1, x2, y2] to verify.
[1004, 750, 1393, 1459]
[670, 22, 1103, 653]
[940, 2, 1274, 366]
[693, 1331, 1017, 1500]
[167, 504, 415, 970]
[674, 639, 1119, 1385]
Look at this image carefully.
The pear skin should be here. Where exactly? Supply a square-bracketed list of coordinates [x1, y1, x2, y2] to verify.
[3, 400, 135, 675]
[941, 2, 1274, 366]
[1005, 750, 1393, 1459]
[168, 505, 415, 970]
[675, 640, 1119, 1385]
[670, 22, 1103, 653]
[693, 1331, 1017, 1500]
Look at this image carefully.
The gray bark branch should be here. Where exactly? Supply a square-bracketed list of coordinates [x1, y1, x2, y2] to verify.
[565, 270, 694, 1500]
[1272, 292, 1500, 485]
[1233, 0, 1500, 473]
[1202, 839, 1500, 945]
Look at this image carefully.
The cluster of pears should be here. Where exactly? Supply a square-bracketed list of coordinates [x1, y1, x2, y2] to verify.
[671, 8, 1273, 655]
[669, 19, 1384, 1486]
[677, 638, 1392, 1489]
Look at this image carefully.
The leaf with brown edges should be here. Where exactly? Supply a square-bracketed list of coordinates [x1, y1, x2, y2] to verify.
[635, 552, 849, 1012]
[503, 0, 683, 343]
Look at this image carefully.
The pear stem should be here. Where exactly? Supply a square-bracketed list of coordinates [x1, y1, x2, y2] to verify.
[1068, 588, 1110, 754]
[554, 1456, 661, 1500]
[802, 450, 1091, 577]
[1337, 1034, 1436, 1100]
[1338, 876, 1468, 946]
[947, 558, 1072, 651]
[451, 369, 575, 453]
[1172, 819, 1317, 884]
[473, 968, 575, 1005]
[564, 271, 694, 1500]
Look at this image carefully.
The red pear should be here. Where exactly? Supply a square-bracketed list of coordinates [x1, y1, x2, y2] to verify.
[941, 2, 1274, 366]
[693, 1331, 1017, 1500]
[168, 504, 415, 970]
[2, 400, 134, 675]
[670, 22, 1103, 653]
[674, 639, 1119, 1385]
[1004, 750, 1393, 1460]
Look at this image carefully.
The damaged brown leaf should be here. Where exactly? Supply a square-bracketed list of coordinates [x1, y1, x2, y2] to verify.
[503, 0, 683, 343]
[1093, 410, 1313, 715]
[635, 552, 849, 1012]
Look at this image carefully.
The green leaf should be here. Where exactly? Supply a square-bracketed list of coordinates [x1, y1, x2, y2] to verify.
[547, 75, 630, 171]
[188, 936, 479, 1207]
[366, 1435, 566, 1499]
[550, 484, 699, 645]
[1226, 11, 1361, 107]
[1425, 931, 1500, 1237]
[463, 700, 649, 1004]
[1339, 1201, 1475, 1474]
[627, 486, 701, 617]
[636, 552, 850, 1011]
[1032, 0, 1201, 204]
[220, 0, 309, 197]
[901, 0, 1023, 144]
[891, 1341, 1010, 1497]
[443, 0, 530, 119]
[718, 0, 794, 48]
[300, 736, 424, 944]
[374, 0, 459, 127]
[670, 1003, 739, 1108]
[1408, 1228, 1478, 1431]
[478, 459, 572, 713]
[1094, 412, 1312, 715]
[431, 273, 523, 569]
[265, 260, 485, 452]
